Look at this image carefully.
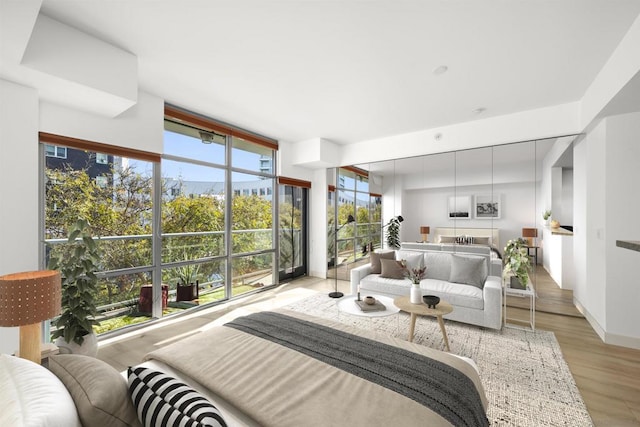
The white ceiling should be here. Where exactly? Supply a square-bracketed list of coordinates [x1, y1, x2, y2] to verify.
[8, 1, 640, 145]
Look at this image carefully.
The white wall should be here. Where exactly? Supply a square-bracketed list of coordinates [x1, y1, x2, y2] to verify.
[0, 79, 40, 354]
[341, 102, 581, 167]
[277, 140, 315, 182]
[604, 112, 640, 345]
[573, 112, 640, 348]
[575, 119, 608, 332]
[308, 168, 328, 278]
[39, 91, 164, 154]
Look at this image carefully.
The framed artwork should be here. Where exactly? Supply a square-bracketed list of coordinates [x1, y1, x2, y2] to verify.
[447, 195, 472, 219]
[474, 194, 501, 219]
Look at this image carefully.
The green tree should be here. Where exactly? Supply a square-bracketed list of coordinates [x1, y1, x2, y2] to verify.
[46, 164, 153, 306]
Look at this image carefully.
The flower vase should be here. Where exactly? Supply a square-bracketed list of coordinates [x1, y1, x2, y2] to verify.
[410, 283, 422, 304]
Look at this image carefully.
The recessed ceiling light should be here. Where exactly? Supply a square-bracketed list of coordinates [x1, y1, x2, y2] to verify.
[433, 65, 448, 75]
[473, 107, 486, 114]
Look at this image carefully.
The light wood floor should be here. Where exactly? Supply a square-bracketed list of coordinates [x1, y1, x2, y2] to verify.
[98, 271, 640, 427]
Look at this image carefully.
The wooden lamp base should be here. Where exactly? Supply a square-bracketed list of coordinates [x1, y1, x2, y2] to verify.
[19, 323, 42, 364]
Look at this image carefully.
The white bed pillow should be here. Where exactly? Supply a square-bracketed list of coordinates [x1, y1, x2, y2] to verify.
[0, 353, 82, 427]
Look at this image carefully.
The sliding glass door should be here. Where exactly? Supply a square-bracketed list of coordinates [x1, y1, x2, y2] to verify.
[278, 184, 307, 281]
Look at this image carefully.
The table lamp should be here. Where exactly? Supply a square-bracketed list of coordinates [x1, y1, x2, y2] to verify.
[0, 270, 61, 364]
[522, 228, 538, 247]
[420, 226, 430, 243]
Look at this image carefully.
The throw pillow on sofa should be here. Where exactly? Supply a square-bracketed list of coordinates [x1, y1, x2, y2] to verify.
[449, 254, 487, 289]
[370, 251, 396, 274]
[396, 250, 423, 270]
[380, 258, 406, 279]
[424, 252, 453, 281]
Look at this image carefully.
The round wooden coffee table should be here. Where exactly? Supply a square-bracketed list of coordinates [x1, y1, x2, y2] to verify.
[394, 296, 454, 351]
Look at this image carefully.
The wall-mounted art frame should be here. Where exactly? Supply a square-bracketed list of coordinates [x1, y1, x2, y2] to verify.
[474, 194, 501, 219]
[447, 195, 472, 219]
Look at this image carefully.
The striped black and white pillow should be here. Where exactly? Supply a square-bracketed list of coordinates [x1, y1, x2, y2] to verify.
[128, 366, 227, 427]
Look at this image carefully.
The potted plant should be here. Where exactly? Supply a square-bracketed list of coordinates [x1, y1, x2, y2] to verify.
[502, 238, 531, 290]
[385, 216, 403, 249]
[543, 210, 552, 226]
[174, 262, 200, 302]
[403, 263, 428, 304]
[47, 219, 101, 356]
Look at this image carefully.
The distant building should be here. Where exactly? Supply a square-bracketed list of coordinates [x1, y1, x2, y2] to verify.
[44, 144, 114, 187]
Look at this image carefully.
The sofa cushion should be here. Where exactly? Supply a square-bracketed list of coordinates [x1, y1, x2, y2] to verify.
[359, 275, 411, 295]
[396, 250, 423, 270]
[380, 258, 406, 279]
[449, 254, 488, 289]
[423, 252, 452, 281]
[369, 250, 395, 274]
[422, 279, 484, 310]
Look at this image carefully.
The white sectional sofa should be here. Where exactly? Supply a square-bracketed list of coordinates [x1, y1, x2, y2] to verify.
[350, 246, 503, 330]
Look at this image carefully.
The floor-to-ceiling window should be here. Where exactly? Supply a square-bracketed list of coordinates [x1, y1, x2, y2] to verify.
[162, 121, 228, 305]
[41, 106, 279, 335]
[163, 108, 278, 301]
[41, 133, 158, 333]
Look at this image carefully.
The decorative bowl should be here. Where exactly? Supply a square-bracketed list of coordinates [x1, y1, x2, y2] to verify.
[364, 296, 376, 305]
[423, 295, 440, 308]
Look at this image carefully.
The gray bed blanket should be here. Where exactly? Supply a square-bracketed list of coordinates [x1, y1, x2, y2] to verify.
[226, 311, 488, 427]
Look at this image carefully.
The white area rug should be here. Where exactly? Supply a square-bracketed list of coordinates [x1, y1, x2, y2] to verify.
[284, 293, 593, 427]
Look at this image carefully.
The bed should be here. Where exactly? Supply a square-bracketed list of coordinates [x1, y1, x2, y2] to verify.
[142, 310, 488, 427]
[2, 309, 489, 427]
[432, 227, 502, 259]
[433, 227, 500, 249]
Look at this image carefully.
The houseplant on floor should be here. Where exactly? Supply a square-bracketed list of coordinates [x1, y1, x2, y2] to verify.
[502, 238, 531, 290]
[385, 215, 404, 249]
[48, 219, 101, 356]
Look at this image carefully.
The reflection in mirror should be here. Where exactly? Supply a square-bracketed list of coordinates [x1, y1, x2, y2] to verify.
[350, 136, 567, 267]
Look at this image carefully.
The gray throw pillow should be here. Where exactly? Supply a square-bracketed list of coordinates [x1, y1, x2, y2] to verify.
[424, 252, 453, 281]
[370, 251, 395, 274]
[449, 254, 488, 289]
[49, 354, 142, 427]
[380, 258, 406, 279]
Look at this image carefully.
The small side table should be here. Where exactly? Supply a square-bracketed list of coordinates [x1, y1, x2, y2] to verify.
[525, 245, 539, 265]
[394, 296, 453, 351]
[503, 280, 536, 330]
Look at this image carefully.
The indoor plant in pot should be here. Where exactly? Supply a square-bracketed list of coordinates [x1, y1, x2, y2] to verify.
[48, 219, 101, 356]
[385, 215, 404, 249]
[502, 237, 531, 290]
[403, 263, 427, 304]
[543, 210, 551, 226]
